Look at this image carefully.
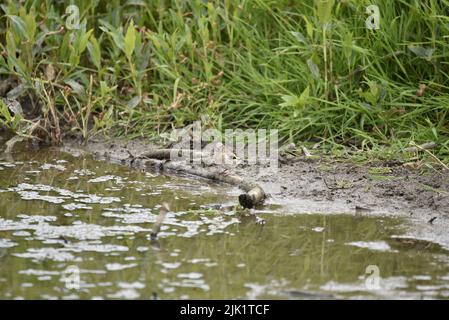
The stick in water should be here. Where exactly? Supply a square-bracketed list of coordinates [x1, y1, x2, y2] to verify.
[150, 202, 170, 240]
[131, 152, 267, 209]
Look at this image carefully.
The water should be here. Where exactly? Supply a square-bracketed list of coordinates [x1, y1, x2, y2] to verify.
[1, 143, 449, 299]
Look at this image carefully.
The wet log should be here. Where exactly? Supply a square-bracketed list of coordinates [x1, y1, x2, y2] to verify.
[238, 186, 265, 209]
[132, 151, 266, 209]
[133, 149, 205, 161]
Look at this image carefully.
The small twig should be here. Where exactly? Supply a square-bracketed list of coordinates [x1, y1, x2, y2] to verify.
[428, 217, 437, 225]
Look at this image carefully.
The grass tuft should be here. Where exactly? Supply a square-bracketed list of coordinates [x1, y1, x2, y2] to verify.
[0, 0, 448, 164]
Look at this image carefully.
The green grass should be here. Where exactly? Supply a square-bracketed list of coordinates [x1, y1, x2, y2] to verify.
[0, 0, 448, 164]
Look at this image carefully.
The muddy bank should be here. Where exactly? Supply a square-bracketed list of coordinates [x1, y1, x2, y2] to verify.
[62, 137, 449, 246]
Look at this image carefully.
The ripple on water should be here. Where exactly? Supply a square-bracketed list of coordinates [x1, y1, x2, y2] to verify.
[32, 222, 149, 241]
[320, 276, 411, 299]
[19, 269, 60, 276]
[0, 162, 16, 168]
[118, 282, 145, 289]
[13, 248, 78, 262]
[101, 206, 240, 239]
[107, 289, 140, 299]
[64, 242, 130, 253]
[5, 149, 449, 300]
[8, 183, 121, 205]
[345, 241, 393, 252]
[0, 238, 17, 248]
[161, 275, 210, 292]
[105, 263, 138, 271]
[40, 163, 66, 171]
[73, 169, 96, 176]
[88, 175, 124, 184]
[62, 203, 93, 211]
[1, 215, 150, 244]
[13, 241, 132, 263]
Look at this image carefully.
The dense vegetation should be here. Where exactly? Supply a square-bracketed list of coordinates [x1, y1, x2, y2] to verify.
[0, 0, 449, 163]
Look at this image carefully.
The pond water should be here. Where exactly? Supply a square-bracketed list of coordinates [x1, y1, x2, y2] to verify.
[1, 142, 449, 299]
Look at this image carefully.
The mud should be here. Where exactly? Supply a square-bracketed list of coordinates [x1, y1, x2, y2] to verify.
[63, 137, 449, 248]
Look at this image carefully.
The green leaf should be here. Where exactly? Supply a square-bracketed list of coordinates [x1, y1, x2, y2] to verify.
[298, 86, 310, 107]
[64, 79, 85, 95]
[98, 21, 125, 52]
[137, 42, 152, 71]
[7, 15, 27, 40]
[124, 20, 137, 59]
[280, 95, 299, 108]
[111, 30, 125, 52]
[7, 84, 26, 100]
[87, 35, 101, 69]
[357, 81, 380, 106]
[342, 31, 353, 61]
[127, 95, 141, 109]
[408, 45, 435, 61]
[280, 87, 310, 109]
[79, 29, 94, 55]
[5, 30, 17, 58]
[289, 31, 307, 44]
[0, 99, 12, 122]
[307, 59, 320, 78]
[59, 32, 71, 61]
[315, 0, 335, 25]
[69, 51, 80, 67]
[432, 127, 438, 139]
[23, 12, 37, 42]
[303, 16, 314, 39]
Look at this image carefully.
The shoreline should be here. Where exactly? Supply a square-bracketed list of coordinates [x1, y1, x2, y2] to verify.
[59, 136, 449, 248]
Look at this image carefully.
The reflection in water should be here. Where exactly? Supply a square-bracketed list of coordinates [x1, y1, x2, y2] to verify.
[1, 144, 449, 299]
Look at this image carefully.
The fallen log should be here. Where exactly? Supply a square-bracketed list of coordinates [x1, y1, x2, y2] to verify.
[238, 186, 266, 209]
[133, 148, 205, 161]
[131, 150, 266, 209]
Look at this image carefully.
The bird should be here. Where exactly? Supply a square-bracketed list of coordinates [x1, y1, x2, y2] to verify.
[150, 203, 170, 241]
